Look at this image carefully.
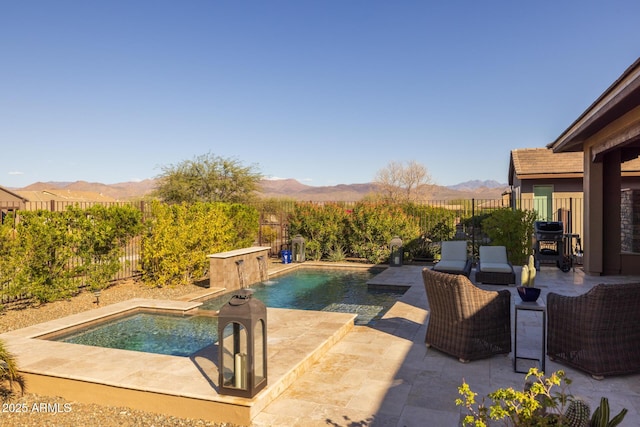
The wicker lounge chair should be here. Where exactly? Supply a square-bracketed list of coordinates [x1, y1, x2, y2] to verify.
[547, 283, 640, 379]
[422, 268, 511, 362]
[475, 245, 516, 285]
[432, 240, 472, 277]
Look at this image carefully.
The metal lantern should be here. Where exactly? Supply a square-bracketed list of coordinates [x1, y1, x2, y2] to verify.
[390, 236, 403, 267]
[291, 234, 306, 263]
[218, 289, 267, 398]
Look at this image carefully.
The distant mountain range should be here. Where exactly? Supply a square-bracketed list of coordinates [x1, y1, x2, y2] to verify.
[19, 179, 158, 201]
[447, 180, 505, 192]
[15, 179, 508, 202]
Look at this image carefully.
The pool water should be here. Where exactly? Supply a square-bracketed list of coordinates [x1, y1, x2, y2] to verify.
[53, 312, 218, 357]
[200, 268, 405, 325]
[48, 268, 405, 357]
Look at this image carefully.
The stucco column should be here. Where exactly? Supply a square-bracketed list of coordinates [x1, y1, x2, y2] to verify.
[602, 150, 622, 275]
[583, 147, 603, 275]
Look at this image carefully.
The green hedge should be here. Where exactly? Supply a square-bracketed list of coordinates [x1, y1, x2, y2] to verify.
[288, 201, 425, 264]
[140, 201, 259, 286]
[0, 205, 142, 303]
[287, 202, 350, 261]
[482, 208, 537, 265]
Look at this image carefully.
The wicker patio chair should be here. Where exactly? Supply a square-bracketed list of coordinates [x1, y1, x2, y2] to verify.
[475, 245, 516, 285]
[422, 268, 511, 362]
[432, 240, 472, 277]
[547, 283, 640, 379]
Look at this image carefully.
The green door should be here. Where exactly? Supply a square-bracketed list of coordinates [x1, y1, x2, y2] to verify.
[533, 186, 553, 220]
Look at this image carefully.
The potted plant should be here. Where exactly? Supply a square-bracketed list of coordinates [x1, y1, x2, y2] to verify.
[518, 254, 541, 302]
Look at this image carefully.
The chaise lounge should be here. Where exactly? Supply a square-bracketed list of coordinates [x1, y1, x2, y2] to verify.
[475, 245, 516, 285]
[547, 283, 640, 379]
[432, 240, 472, 277]
[422, 268, 511, 362]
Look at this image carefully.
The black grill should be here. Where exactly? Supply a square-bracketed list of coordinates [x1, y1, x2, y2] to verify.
[533, 221, 564, 268]
[534, 221, 564, 241]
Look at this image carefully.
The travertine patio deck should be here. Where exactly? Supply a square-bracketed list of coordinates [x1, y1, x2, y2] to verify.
[252, 264, 640, 426]
[0, 297, 356, 425]
[2, 263, 639, 426]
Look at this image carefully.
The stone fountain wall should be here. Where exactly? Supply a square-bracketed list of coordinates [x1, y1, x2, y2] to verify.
[208, 246, 271, 291]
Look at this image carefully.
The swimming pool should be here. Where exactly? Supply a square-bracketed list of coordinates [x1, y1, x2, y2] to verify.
[200, 267, 405, 325]
[47, 267, 405, 357]
[51, 311, 218, 357]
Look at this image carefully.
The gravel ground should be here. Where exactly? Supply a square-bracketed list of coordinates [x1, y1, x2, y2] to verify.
[0, 279, 243, 427]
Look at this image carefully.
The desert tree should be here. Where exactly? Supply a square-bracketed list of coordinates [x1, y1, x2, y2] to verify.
[374, 160, 433, 202]
[154, 153, 262, 204]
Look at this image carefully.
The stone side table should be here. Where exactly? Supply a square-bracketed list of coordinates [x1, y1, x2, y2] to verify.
[514, 300, 546, 374]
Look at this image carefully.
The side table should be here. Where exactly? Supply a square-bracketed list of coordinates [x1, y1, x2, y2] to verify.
[513, 300, 546, 374]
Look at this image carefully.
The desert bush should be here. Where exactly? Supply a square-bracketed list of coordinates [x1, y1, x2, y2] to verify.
[1, 205, 141, 303]
[457, 368, 627, 427]
[347, 203, 421, 264]
[482, 208, 537, 265]
[288, 202, 350, 260]
[140, 201, 258, 286]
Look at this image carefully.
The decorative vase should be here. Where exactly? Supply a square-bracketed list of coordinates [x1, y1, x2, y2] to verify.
[517, 286, 541, 302]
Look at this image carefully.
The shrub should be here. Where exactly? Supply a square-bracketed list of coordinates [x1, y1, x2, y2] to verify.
[288, 202, 350, 260]
[1, 205, 142, 303]
[140, 201, 259, 286]
[70, 205, 142, 291]
[482, 208, 537, 265]
[347, 203, 421, 264]
[456, 368, 627, 427]
[400, 203, 457, 241]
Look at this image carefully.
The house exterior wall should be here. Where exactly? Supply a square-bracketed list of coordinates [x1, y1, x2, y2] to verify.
[512, 178, 584, 238]
[581, 104, 640, 275]
[517, 178, 582, 193]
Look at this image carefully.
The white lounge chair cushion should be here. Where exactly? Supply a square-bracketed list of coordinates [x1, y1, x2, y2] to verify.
[440, 241, 468, 262]
[434, 260, 467, 272]
[479, 262, 513, 273]
[479, 246, 508, 263]
[479, 246, 512, 273]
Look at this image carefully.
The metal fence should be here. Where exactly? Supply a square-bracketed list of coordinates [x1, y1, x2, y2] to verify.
[1, 197, 583, 303]
[249, 197, 584, 260]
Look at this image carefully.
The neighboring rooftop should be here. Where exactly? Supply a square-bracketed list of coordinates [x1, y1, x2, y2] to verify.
[509, 147, 640, 184]
[14, 189, 117, 203]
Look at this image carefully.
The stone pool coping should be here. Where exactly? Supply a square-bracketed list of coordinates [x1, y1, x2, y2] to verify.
[0, 298, 356, 425]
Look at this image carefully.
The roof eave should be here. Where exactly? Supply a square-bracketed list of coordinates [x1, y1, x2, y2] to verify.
[549, 57, 640, 153]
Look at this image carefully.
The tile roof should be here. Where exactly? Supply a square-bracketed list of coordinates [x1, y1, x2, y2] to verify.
[14, 189, 117, 203]
[510, 148, 640, 181]
[0, 185, 28, 202]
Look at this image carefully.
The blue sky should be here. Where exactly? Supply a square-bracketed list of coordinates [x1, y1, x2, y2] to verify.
[2, 1, 639, 188]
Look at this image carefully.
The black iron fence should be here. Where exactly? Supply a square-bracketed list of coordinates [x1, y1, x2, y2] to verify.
[1, 197, 584, 304]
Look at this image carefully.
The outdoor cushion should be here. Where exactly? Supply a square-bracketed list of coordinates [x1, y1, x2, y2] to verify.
[479, 246, 509, 265]
[478, 262, 513, 273]
[433, 260, 467, 272]
[439, 241, 468, 262]
[476, 246, 516, 285]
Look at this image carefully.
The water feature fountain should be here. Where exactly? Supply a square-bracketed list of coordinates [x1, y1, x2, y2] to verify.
[256, 255, 275, 284]
[236, 260, 246, 288]
[208, 246, 271, 291]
